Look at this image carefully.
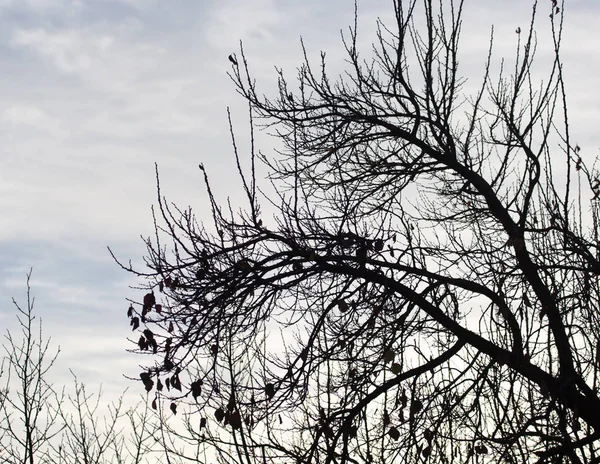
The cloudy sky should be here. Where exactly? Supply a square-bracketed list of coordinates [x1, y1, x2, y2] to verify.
[0, 0, 598, 409]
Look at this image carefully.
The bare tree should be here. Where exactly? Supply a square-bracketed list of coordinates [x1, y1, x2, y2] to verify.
[116, 1, 600, 463]
[54, 374, 160, 464]
[0, 270, 64, 464]
[0, 271, 163, 464]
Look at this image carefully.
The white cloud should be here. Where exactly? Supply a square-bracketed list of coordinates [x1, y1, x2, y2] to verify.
[2, 104, 44, 123]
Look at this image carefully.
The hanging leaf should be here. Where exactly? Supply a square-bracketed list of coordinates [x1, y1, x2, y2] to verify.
[171, 374, 182, 391]
[348, 425, 357, 438]
[300, 348, 309, 361]
[130, 317, 140, 331]
[151, 398, 157, 410]
[168, 321, 174, 333]
[388, 427, 400, 441]
[143, 292, 155, 311]
[144, 379, 154, 392]
[474, 444, 488, 455]
[143, 329, 155, 343]
[422, 445, 432, 458]
[137, 336, 147, 351]
[214, 407, 225, 422]
[200, 417, 207, 429]
[265, 383, 275, 399]
[411, 398, 423, 414]
[140, 372, 154, 392]
[236, 259, 252, 272]
[383, 410, 390, 426]
[391, 363, 401, 375]
[227, 394, 236, 412]
[157, 378, 163, 392]
[170, 402, 177, 415]
[191, 380, 202, 401]
[127, 305, 134, 318]
[155, 304, 162, 313]
[229, 411, 242, 430]
[337, 299, 349, 313]
[384, 349, 396, 364]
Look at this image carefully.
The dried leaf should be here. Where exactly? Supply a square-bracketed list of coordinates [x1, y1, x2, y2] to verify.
[383, 410, 390, 426]
[143, 292, 155, 310]
[191, 380, 202, 401]
[337, 299, 349, 313]
[384, 349, 396, 364]
[143, 329, 154, 343]
[171, 374, 182, 392]
[229, 411, 242, 430]
[227, 394, 235, 412]
[422, 445, 432, 458]
[475, 444, 488, 455]
[265, 383, 275, 399]
[140, 372, 154, 392]
[388, 427, 400, 441]
[411, 398, 423, 414]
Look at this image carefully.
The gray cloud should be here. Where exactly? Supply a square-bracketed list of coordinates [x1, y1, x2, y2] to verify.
[1, 0, 598, 408]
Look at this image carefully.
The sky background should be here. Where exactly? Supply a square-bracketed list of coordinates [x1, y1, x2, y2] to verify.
[1, 0, 599, 411]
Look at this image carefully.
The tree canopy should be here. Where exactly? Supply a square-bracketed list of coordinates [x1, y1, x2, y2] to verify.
[116, 1, 600, 463]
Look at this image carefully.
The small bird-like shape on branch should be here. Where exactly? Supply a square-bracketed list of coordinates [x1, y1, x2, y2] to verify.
[228, 54, 238, 66]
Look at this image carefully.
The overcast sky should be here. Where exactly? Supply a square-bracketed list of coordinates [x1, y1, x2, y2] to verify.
[1, 0, 598, 408]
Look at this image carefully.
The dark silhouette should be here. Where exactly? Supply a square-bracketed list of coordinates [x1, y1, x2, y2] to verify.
[115, 1, 600, 463]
